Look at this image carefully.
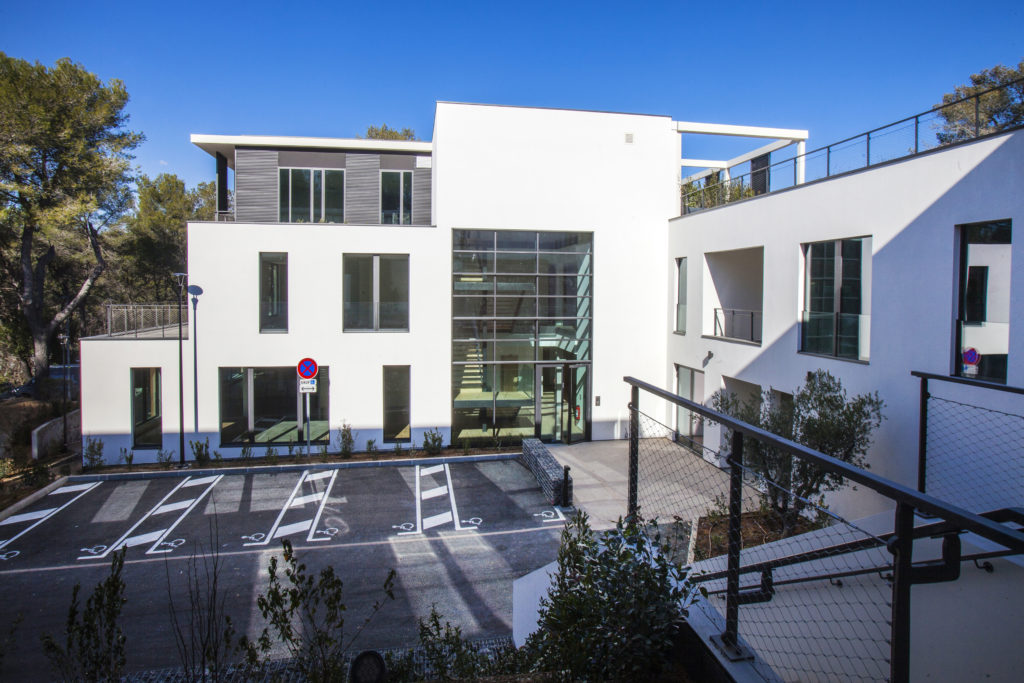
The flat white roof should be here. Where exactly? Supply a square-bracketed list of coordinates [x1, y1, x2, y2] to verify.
[191, 134, 432, 164]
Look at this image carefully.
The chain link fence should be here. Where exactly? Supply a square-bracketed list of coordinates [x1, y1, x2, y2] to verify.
[633, 408, 892, 681]
[919, 374, 1024, 513]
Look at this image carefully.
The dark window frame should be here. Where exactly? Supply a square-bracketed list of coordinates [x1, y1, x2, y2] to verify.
[800, 237, 866, 360]
[383, 365, 411, 443]
[342, 253, 410, 332]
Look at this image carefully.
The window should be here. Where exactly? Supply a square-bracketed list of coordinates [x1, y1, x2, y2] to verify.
[279, 168, 344, 223]
[800, 237, 869, 361]
[343, 254, 409, 331]
[131, 368, 162, 448]
[381, 171, 412, 224]
[956, 220, 1011, 383]
[259, 252, 288, 332]
[383, 366, 410, 442]
[675, 257, 687, 333]
[218, 367, 330, 445]
[675, 364, 704, 449]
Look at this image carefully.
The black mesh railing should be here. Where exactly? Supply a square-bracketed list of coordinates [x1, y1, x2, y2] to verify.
[105, 303, 188, 338]
[682, 76, 1024, 214]
[913, 371, 1024, 513]
[625, 376, 1024, 682]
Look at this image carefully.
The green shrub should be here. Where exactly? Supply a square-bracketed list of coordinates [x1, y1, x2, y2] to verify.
[24, 461, 53, 488]
[264, 445, 278, 464]
[190, 438, 211, 466]
[526, 511, 698, 681]
[393, 441, 404, 456]
[83, 437, 104, 469]
[41, 548, 127, 681]
[239, 444, 253, 460]
[422, 428, 444, 455]
[0, 458, 14, 479]
[118, 447, 134, 471]
[242, 540, 395, 682]
[365, 438, 377, 454]
[337, 424, 355, 459]
[157, 449, 174, 469]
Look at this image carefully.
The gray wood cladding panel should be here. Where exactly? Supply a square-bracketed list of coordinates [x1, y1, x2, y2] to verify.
[413, 167, 432, 225]
[346, 153, 381, 224]
[235, 149, 279, 222]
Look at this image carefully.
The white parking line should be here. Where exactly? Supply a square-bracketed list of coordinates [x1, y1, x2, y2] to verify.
[0, 482, 101, 550]
[398, 464, 467, 535]
[145, 475, 223, 554]
[79, 478, 193, 560]
[244, 469, 339, 546]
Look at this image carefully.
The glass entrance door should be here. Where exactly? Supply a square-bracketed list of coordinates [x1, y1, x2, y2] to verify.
[536, 363, 589, 443]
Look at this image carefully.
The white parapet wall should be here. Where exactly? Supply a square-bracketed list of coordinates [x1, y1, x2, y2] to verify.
[31, 409, 80, 460]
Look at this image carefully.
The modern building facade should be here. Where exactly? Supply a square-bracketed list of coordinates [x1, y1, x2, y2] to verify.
[80, 97, 1023, 524]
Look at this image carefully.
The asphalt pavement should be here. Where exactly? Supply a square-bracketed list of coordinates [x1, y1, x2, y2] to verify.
[0, 458, 565, 680]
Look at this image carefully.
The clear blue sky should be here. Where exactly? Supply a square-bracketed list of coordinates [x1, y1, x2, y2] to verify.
[2, 0, 1021, 189]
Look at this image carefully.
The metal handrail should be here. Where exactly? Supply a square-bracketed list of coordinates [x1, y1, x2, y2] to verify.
[623, 376, 1024, 555]
[683, 76, 1024, 213]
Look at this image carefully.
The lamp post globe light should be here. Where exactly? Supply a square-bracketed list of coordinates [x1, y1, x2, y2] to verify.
[174, 272, 187, 467]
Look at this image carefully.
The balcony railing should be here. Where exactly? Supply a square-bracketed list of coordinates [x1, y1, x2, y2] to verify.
[682, 76, 1024, 214]
[104, 303, 188, 339]
[713, 307, 761, 343]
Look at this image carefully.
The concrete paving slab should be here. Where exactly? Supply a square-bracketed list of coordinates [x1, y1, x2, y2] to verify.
[546, 440, 629, 529]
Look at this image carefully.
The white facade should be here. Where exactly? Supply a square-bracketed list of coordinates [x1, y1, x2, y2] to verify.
[667, 129, 1024, 516]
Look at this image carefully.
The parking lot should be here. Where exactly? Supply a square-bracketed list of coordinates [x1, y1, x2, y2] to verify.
[0, 458, 566, 679]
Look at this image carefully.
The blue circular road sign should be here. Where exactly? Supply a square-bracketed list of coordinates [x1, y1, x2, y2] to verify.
[297, 358, 318, 379]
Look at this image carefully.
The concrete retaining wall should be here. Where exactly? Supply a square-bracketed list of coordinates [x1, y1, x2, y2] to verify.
[31, 409, 80, 460]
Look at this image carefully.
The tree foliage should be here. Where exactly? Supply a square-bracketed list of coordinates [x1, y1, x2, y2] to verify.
[362, 124, 418, 140]
[936, 60, 1024, 144]
[713, 370, 884, 535]
[106, 173, 216, 303]
[0, 53, 141, 378]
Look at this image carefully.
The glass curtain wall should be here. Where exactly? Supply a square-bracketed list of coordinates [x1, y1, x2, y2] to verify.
[218, 367, 329, 445]
[452, 230, 592, 444]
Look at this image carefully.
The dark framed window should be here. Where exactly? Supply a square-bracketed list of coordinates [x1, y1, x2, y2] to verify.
[278, 168, 344, 223]
[383, 366, 411, 442]
[675, 257, 687, 333]
[381, 171, 412, 224]
[956, 220, 1011, 383]
[259, 252, 288, 332]
[218, 367, 329, 445]
[343, 254, 409, 331]
[131, 368, 162, 448]
[800, 237, 868, 360]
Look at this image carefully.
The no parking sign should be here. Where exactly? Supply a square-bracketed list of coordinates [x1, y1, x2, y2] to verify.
[962, 347, 980, 377]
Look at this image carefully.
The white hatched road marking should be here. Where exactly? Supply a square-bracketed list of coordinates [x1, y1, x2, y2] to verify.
[398, 464, 468, 535]
[0, 482, 101, 550]
[184, 475, 220, 487]
[145, 475, 223, 555]
[1, 509, 54, 526]
[291, 492, 326, 507]
[244, 470, 339, 546]
[78, 477, 193, 560]
[306, 470, 339, 542]
[154, 499, 194, 515]
[422, 511, 453, 530]
[421, 485, 448, 500]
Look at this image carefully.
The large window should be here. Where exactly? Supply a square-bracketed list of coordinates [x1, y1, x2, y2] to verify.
[675, 364, 704, 449]
[800, 237, 870, 361]
[381, 171, 412, 224]
[218, 367, 329, 445]
[452, 230, 593, 443]
[956, 220, 1011, 383]
[343, 254, 409, 331]
[279, 168, 344, 223]
[675, 257, 687, 333]
[131, 368, 161, 449]
[383, 366, 410, 442]
[259, 252, 288, 332]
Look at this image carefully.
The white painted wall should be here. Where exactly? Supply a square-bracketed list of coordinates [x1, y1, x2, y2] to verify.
[434, 103, 681, 439]
[667, 130, 1024, 518]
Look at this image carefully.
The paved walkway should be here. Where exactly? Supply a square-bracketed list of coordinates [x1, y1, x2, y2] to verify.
[546, 440, 629, 529]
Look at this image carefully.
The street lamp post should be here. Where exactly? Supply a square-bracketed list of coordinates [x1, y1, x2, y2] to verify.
[174, 273, 187, 467]
[57, 329, 69, 449]
[187, 285, 203, 434]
